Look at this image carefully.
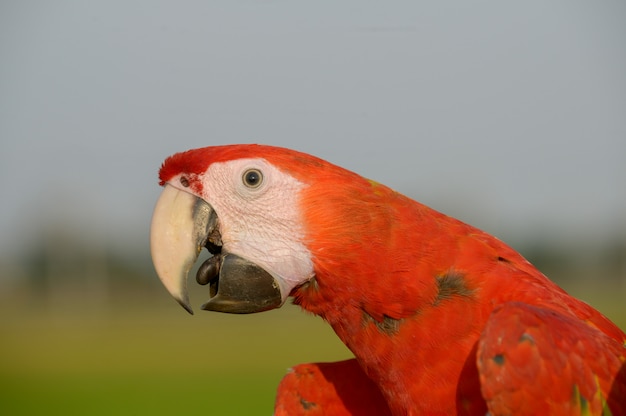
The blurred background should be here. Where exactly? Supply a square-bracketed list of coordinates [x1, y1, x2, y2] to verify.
[1, 1, 625, 414]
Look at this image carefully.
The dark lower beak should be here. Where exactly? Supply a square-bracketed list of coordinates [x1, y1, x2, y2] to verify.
[200, 254, 282, 314]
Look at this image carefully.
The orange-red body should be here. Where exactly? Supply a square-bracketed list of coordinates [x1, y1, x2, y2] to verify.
[159, 145, 626, 415]
[269, 148, 626, 415]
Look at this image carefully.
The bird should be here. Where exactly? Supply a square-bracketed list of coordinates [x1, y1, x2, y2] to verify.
[150, 144, 626, 415]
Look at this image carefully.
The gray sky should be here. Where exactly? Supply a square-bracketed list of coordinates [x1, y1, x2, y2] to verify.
[1, 1, 625, 262]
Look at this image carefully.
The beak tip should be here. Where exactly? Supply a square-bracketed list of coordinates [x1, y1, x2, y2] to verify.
[176, 295, 194, 315]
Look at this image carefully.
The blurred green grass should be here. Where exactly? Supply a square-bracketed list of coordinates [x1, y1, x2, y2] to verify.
[0, 286, 352, 415]
[1, 274, 624, 415]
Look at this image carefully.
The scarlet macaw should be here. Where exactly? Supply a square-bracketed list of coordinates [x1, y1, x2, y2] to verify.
[150, 144, 625, 415]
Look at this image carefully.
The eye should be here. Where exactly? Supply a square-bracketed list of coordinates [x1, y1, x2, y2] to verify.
[180, 176, 190, 187]
[242, 169, 263, 188]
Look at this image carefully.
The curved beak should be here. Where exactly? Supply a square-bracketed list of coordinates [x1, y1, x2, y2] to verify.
[150, 184, 215, 314]
[150, 184, 283, 315]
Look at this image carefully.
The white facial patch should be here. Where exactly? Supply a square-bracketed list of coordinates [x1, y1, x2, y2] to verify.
[198, 158, 314, 300]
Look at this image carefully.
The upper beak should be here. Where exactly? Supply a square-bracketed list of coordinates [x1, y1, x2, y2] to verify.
[149, 184, 213, 314]
[150, 184, 283, 314]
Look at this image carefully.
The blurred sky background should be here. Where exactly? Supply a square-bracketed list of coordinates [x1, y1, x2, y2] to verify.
[1, 0, 625, 274]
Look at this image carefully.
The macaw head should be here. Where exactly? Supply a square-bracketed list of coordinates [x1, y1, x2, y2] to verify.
[151, 144, 379, 315]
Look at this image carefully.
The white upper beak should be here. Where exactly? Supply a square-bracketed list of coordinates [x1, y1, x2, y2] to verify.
[150, 184, 209, 314]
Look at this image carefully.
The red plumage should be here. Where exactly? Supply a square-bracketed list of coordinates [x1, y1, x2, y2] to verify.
[156, 145, 626, 415]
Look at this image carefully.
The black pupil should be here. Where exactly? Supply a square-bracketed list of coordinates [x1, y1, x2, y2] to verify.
[245, 170, 260, 186]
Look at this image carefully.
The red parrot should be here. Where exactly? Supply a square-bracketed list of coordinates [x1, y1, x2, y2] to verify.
[150, 144, 626, 415]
